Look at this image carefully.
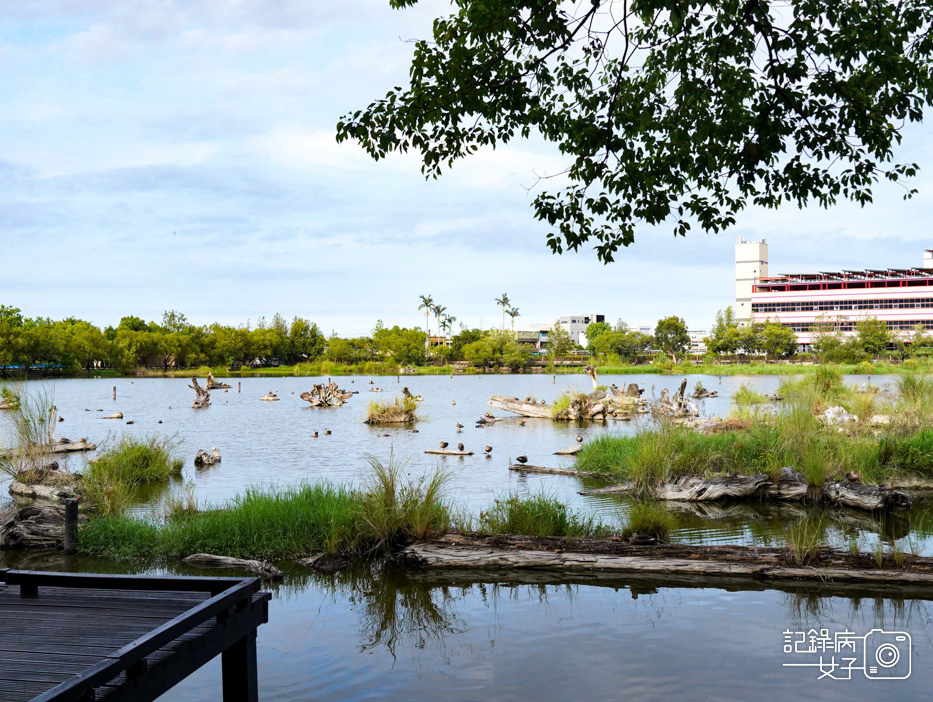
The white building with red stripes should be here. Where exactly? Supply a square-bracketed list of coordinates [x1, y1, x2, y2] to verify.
[736, 238, 933, 349]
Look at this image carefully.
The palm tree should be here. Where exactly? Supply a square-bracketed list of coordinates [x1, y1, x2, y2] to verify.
[439, 316, 453, 343]
[495, 293, 511, 330]
[508, 307, 521, 332]
[433, 304, 447, 341]
[418, 294, 434, 348]
[444, 315, 457, 342]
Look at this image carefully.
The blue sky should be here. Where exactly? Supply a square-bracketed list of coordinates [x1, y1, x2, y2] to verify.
[2, 1, 932, 336]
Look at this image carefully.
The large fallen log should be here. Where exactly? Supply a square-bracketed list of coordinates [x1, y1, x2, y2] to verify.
[509, 464, 597, 478]
[182, 553, 282, 579]
[396, 533, 933, 586]
[488, 396, 553, 418]
[425, 450, 474, 456]
[579, 468, 911, 511]
[555, 444, 584, 455]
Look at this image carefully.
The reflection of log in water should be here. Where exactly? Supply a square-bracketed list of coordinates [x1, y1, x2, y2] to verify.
[398, 533, 933, 589]
[581, 469, 912, 512]
[405, 568, 933, 602]
[664, 500, 911, 541]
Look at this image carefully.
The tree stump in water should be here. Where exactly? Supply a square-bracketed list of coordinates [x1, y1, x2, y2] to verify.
[188, 377, 211, 409]
[300, 382, 353, 407]
[205, 372, 232, 390]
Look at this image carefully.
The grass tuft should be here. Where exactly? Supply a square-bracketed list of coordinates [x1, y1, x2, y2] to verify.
[476, 492, 609, 538]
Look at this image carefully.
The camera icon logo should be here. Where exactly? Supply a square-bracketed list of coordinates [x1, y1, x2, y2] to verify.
[863, 629, 911, 679]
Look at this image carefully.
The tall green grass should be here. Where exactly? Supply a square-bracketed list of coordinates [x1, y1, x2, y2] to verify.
[81, 435, 184, 516]
[79, 456, 451, 561]
[732, 383, 769, 405]
[365, 395, 419, 424]
[476, 493, 610, 538]
[577, 403, 933, 488]
[622, 501, 676, 541]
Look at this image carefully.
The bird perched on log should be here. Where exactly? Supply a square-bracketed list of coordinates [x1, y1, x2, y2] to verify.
[576, 435, 583, 443]
[440, 441, 449, 449]
[484, 446, 492, 453]
[457, 442, 464, 451]
[846, 471, 860, 483]
[516, 456, 528, 464]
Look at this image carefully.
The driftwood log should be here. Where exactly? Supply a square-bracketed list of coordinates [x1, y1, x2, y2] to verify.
[8, 481, 78, 503]
[188, 377, 211, 409]
[50, 440, 96, 454]
[194, 447, 221, 467]
[297, 552, 351, 573]
[101, 412, 123, 420]
[396, 534, 933, 588]
[691, 381, 718, 399]
[579, 468, 911, 511]
[424, 450, 474, 456]
[300, 382, 353, 407]
[554, 444, 584, 455]
[509, 464, 597, 478]
[182, 553, 283, 579]
[0, 439, 95, 461]
[0, 505, 85, 549]
[205, 372, 232, 390]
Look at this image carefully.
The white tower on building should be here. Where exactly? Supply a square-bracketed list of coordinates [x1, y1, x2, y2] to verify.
[735, 237, 768, 324]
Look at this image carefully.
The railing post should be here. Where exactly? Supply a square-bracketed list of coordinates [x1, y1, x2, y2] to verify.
[63, 498, 78, 554]
[222, 630, 258, 701]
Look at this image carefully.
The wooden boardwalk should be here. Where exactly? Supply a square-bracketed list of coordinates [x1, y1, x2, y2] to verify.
[0, 569, 270, 701]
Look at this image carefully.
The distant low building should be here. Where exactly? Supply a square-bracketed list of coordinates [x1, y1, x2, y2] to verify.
[522, 315, 605, 348]
[689, 330, 707, 355]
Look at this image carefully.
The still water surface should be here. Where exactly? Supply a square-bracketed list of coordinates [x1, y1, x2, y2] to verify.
[2, 374, 932, 699]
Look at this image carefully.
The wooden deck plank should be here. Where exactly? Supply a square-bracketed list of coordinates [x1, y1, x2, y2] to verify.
[0, 570, 268, 702]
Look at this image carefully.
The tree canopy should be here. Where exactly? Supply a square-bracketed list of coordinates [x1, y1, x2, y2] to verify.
[338, 0, 933, 262]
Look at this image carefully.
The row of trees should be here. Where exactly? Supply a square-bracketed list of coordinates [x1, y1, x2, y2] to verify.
[705, 308, 798, 359]
[0, 305, 582, 375]
[0, 306, 327, 374]
[584, 316, 694, 363]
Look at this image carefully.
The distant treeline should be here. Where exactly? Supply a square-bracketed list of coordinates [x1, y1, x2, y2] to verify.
[0, 306, 551, 375]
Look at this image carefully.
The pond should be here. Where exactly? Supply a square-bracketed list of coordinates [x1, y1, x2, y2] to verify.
[2, 373, 932, 699]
